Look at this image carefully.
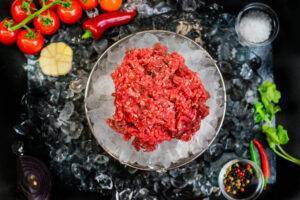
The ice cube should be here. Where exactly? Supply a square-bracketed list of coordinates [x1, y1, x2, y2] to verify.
[85, 8, 99, 18]
[95, 173, 113, 189]
[71, 163, 84, 179]
[53, 145, 69, 162]
[240, 63, 253, 80]
[58, 102, 74, 122]
[94, 154, 109, 165]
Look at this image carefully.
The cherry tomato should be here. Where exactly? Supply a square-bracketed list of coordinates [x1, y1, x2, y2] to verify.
[78, 0, 98, 10]
[99, 0, 122, 12]
[11, 0, 36, 23]
[57, 0, 83, 24]
[17, 29, 44, 55]
[0, 19, 20, 45]
[34, 10, 60, 35]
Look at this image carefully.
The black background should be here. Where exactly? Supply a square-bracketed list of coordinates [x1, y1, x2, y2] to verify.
[0, 0, 299, 199]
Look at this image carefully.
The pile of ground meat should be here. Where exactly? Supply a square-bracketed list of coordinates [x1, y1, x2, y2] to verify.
[107, 43, 209, 152]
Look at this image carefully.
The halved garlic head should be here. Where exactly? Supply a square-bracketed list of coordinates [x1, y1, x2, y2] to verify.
[39, 42, 73, 77]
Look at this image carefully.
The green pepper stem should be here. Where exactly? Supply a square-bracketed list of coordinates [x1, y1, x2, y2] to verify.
[82, 29, 93, 39]
[10, 0, 62, 31]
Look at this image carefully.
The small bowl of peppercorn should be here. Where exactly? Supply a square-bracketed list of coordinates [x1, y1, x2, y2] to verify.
[218, 159, 264, 200]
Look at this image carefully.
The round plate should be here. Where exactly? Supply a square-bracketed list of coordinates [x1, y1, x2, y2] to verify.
[85, 30, 226, 171]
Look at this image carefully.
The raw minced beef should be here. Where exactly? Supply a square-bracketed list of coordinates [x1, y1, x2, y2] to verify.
[107, 43, 210, 151]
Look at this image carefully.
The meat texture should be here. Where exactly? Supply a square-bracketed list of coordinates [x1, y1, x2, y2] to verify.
[107, 43, 210, 151]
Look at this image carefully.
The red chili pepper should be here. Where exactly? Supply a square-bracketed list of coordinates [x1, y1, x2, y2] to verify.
[81, 10, 137, 40]
[253, 139, 270, 187]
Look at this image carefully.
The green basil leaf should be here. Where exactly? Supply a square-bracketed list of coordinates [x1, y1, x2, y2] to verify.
[261, 95, 273, 114]
[262, 124, 280, 144]
[259, 81, 281, 103]
[266, 136, 276, 150]
[272, 90, 281, 103]
[254, 102, 266, 123]
[277, 125, 289, 145]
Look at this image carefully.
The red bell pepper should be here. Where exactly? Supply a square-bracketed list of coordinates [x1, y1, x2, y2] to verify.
[82, 10, 137, 40]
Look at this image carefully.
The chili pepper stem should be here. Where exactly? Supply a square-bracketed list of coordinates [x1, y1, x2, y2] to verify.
[10, 0, 62, 31]
[264, 177, 268, 189]
[82, 29, 92, 39]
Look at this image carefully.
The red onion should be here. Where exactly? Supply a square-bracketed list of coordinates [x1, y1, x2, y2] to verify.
[17, 156, 52, 200]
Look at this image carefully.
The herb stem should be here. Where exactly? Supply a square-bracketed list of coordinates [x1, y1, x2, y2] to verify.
[22, 24, 32, 33]
[10, 0, 62, 31]
[273, 148, 300, 165]
[41, 0, 46, 7]
[277, 145, 300, 164]
[254, 81, 300, 166]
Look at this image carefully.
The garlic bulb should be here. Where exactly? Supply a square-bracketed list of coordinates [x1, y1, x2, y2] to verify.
[39, 42, 73, 77]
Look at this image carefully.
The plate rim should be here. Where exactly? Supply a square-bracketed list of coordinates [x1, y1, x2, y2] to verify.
[84, 30, 227, 171]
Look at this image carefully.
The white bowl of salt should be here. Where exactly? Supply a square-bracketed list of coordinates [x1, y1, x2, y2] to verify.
[235, 3, 279, 47]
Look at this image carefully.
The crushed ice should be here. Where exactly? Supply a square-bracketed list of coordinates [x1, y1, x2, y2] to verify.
[12, 1, 277, 199]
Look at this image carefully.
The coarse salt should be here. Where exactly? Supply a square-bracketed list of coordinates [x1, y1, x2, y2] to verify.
[239, 11, 272, 43]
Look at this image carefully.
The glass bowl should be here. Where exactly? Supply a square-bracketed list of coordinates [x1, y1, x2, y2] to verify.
[235, 3, 279, 47]
[218, 159, 264, 200]
[84, 30, 226, 171]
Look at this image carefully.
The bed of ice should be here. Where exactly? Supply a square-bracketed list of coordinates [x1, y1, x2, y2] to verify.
[12, 1, 276, 199]
[85, 31, 225, 170]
